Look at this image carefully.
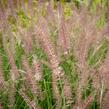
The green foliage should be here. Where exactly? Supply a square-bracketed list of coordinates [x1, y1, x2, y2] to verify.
[64, 3, 73, 19]
[15, 42, 24, 68]
[41, 64, 55, 109]
[0, 48, 10, 81]
[82, 79, 94, 100]
[96, 14, 106, 29]
[17, 9, 31, 28]
[88, 40, 109, 68]
[61, 55, 78, 104]
[89, 98, 100, 109]
[0, 90, 9, 109]
[14, 93, 29, 109]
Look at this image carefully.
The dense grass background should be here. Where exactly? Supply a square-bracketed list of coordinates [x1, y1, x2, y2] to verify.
[0, 0, 109, 109]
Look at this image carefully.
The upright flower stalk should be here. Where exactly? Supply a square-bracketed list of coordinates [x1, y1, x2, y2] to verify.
[57, 2, 70, 55]
[36, 16, 63, 108]
[35, 16, 72, 108]
[0, 57, 4, 88]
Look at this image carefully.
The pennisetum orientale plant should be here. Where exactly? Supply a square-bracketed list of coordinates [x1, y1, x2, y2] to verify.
[0, 0, 109, 109]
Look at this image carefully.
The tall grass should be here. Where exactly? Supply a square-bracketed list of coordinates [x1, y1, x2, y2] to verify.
[0, 0, 109, 109]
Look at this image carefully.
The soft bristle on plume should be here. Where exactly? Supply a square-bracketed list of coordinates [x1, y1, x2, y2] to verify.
[100, 51, 109, 89]
[35, 16, 72, 108]
[18, 27, 33, 54]
[0, 57, 4, 88]
[22, 57, 42, 109]
[19, 90, 36, 109]
[35, 16, 64, 108]
[7, 46, 19, 79]
[22, 56, 38, 94]
[35, 17, 62, 76]
[33, 57, 43, 81]
[46, 0, 56, 27]
[57, 2, 70, 55]
[7, 0, 16, 16]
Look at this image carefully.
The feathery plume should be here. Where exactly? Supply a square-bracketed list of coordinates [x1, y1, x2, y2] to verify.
[46, 0, 56, 27]
[33, 56, 43, 81]
[99, 51, 109, 90]
[28, 0, 34, 16]
[63, 77, 72, 106]
[19, 90, 37, 109]
[35, 16, 72, 108]
[22, 56, 42, 109]
[35, 17, 64, 77]
[74, 9, 104, 104]
[35, 16, 62, 108]
[0, 57, 4, 89]
[18, 27, 33, 54]
[74, 95, 94, 109]
[21, 0, 27, 14]
[7, 0, 16, 17]
[7, 45, 19, 79]
[8, 73, 16, 109]
[22, 56, 38, 95]
[83, 96, 94, 109]
[57, 2, 70, 55]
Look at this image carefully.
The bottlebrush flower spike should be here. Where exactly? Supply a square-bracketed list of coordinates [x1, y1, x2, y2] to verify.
[0, 57, 4, 88]
[2, 29, 19, 79]
[73, 9, 104, 104]
[18, 27, 33, 54]
[74, 95, 94, 109]
[57, 2, 70, 55]
[38, 0, 44, 13]
[33, 56, 43, 81]
[46, 0, 56, 27]
[63, 77, 72, 105]
[83, 96, 94, 109]
[28, 0, 34, 16]
[0, 1, 8, 29]
[21, 0, 27, 14]
[35, 17, 63, 77]
[19, 90, 37, 109]
[35, 16, 72, 108]
[22, 56, 42, 109]
[7, 0, 16, 17]
[6, 41, 19, 79]
[99, 51, 109, 89]
[22, 56, 38, 94]
[2, 31, 18, 109]
[35, 16, 64, 108]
